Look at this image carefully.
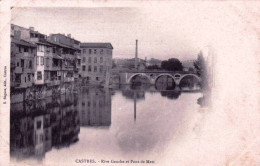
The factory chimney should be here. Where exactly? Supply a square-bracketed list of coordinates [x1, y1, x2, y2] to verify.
[135, 40, 138, 70]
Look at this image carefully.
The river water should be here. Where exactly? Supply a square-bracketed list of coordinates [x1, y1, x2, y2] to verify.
[10, 85, 202, 164]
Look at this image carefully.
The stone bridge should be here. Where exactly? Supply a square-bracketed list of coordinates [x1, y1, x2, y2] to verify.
[119, 71, 201, 86]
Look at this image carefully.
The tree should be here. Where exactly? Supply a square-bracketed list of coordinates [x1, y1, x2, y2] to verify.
[112, 60, 117, 68]
[193, 51, 208, 90]
[161, 58, 183, 71]
[146, 65, 160, 70]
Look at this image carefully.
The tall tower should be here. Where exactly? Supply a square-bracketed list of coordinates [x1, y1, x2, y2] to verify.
[135, 39, 138, 70]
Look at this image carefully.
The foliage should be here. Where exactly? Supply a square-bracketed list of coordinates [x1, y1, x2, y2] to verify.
[193, 51, 208, 90]
[188, 67, 195, 73]
[161, 58, 183, 71]
[146, 65, 161, 70]
[112, 61, 117, 68]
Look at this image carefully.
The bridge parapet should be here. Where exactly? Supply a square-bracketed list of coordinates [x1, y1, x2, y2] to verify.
[119, 71, 200, 85]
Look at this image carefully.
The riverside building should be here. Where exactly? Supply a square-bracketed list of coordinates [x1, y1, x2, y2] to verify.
[80, 43, 113, 84]
[10, 24, 113, 103]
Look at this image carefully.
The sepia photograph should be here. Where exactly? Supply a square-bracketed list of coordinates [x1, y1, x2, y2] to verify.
[0, 1, 260, 166]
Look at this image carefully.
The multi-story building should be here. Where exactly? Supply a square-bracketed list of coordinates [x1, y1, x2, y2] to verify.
[11, 36, 37, 90]
[10, 24, 114, 103]
[80, 43, 113, 83]
[11, 24, 51, 86]
[48, 33, 81, 83]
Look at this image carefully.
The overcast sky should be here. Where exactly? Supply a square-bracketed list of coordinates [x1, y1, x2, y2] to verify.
[10, 2, 260, 61]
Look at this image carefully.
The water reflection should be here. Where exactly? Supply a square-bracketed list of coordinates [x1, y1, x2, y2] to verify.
[10, 94, 80, 161]
[10, 85, 202, 162]
[78, 88, 112, 127]
[160, 91, 181, 99]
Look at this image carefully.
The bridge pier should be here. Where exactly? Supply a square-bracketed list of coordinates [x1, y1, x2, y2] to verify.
[174, 85, 181, 91]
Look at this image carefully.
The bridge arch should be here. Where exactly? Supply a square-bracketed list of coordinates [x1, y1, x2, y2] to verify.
[154, 74, 175, 84]
[127, 73, 152, 84]
[154, 74, 176, 90]
[178, 74, 201, 88]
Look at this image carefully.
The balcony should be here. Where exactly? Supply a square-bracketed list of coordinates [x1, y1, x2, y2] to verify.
[46, 80, 61, 86]
[24, 68, 34, 73]
[45, 65, 61, 71]
[64, 77, 74, 82]
[14, 67, 23, 73]
[52, 65, 61, 71]
[14, 67, 34, 74]
[62, 65, 74, 71]
[74, 74, 79, 79]
[14, 81, 32, 89]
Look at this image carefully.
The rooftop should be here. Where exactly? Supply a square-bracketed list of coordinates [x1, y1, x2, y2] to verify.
[51, 33, 80, 43]
[80, 43, 113, 49]
[11, 37, 37, 48]
[47, 40, 80, 51]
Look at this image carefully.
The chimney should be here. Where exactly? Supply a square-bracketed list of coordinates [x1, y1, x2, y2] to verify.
[135, 39, 138, 70]
[67, 34, 71, 38]
[29, 27, 34, 31]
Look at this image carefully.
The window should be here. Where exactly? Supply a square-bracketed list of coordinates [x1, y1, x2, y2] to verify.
[94, 57, 97, 63]
[46, 58, 49, 67]
[89, 49, 92, 54]
[94, 66, 97, 72]
[83, 57, 86, 63]
[41, 57, 44, 65]
[53, 48, 56, 53]
[15, 74, 21, 83]
[94, 49, 97, 54]
[24, 47, 28, 52]
[100, 57, 103, 63]
[83, 49, 86, 54]
[29, 60, 32, 68]
[88, 57, 91, 63]
[96, 77, 99, 81]
[100, 49, 103, 54]
[46, 47, 50, 53]
[17, 61, 19, 67]
[24, 76, 26, 83]
[82, 65, 86, 71]
[28, 74, 31, 81]
[37, 121, 41, 129]
[37, 71, 42, 80]
[88, 66, 91, 72]
[21, 59, 24, 68]
[37, 45, 44, 52]
[100, 66, 103, 72]
[19, 46, 22, 53]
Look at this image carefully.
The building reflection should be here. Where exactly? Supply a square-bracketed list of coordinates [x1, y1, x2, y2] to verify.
[121, 89, 145, 101]
[10, 93, 80, 161]
[160, 91, 181, 100]
[78, 88, 112, 127]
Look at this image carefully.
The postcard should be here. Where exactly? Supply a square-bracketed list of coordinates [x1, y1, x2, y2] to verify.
[0, 0, 259, 166]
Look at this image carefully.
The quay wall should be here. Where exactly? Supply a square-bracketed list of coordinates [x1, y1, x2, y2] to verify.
[10, 79, 84, 104]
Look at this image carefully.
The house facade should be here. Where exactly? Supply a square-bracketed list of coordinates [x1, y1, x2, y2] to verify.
[10, 24, 114, 103]
[80, 43, 113, 84]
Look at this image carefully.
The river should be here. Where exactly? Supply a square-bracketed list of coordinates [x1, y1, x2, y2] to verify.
[10, 85, 202, 164]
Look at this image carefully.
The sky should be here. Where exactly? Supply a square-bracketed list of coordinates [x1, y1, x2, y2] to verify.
[10, 2, 260, 61]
